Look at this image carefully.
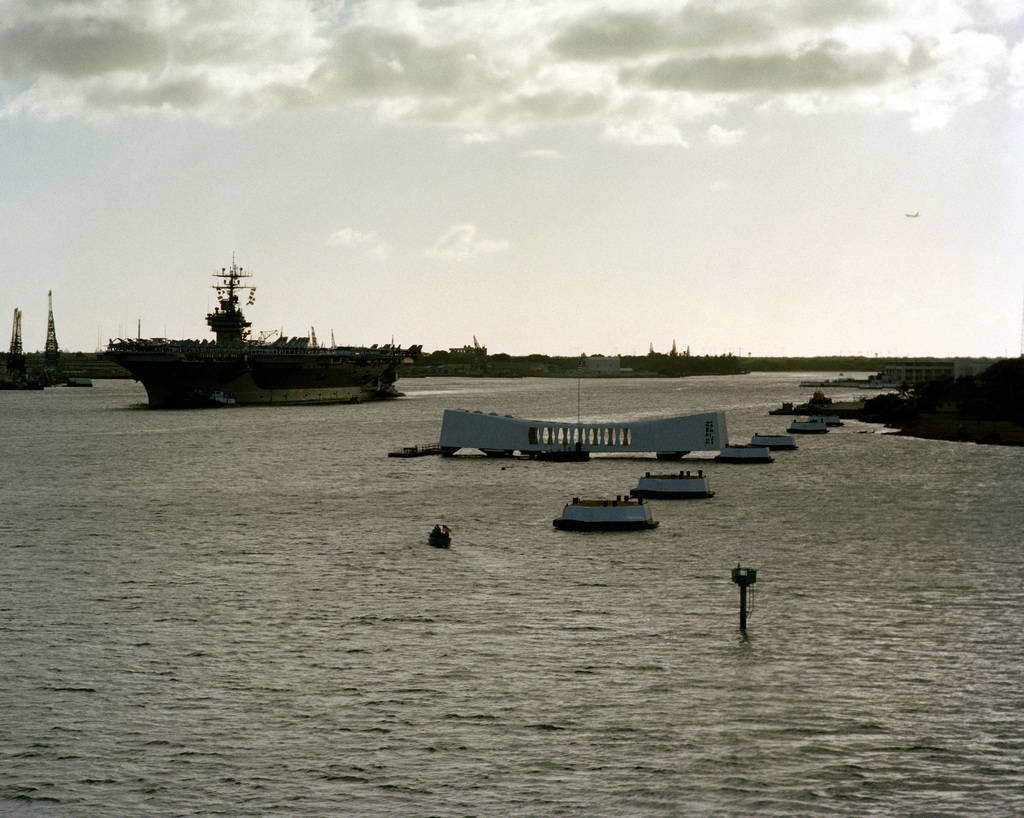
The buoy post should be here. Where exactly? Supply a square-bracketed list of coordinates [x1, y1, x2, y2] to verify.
[731, 564, 757, 630]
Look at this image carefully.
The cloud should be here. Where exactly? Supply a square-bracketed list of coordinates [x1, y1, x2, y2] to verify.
[549, 4, 779, 60]
[327, 227, 390, 260]
[522, 148, 563, 159]
[1011, 38, 1024, 101]
[0, 0, 1018, 134]
[425, 223, 510, 260]
[311, 23, 512, 105]
[707, 124, 744, 146]
[0, 0, 328, 118]
[622, 40, 934, 94]
[462, 130, 501, 144]
[328, 227, 379, 247]
[365, 242, 392, 262]
[603, 120, 687, 146]
[0, 17, 167, 79]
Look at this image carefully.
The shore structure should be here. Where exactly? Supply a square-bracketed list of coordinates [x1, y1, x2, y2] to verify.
[788, 419, 828, 434]
[553, 497, 659, 531]
[102, 260, 420, 407]
[437, 408, 726, 460]
[715, 444, 773, 464]
[751, 433, 797, 450]
[630, 470, 714, 499]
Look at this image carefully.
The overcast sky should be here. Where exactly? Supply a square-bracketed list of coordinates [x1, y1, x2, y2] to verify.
[1, 0, 1022, 358]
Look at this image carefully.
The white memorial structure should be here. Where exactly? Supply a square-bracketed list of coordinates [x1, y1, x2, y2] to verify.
[438, 408, 727, 460]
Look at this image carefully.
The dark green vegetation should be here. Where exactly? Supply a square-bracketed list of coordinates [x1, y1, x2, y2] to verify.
[405, 351, 884, 378]
[745, 356, 880, 373]
[860, 357, 1024, 445]
[409, 350, 750, 378]
[10, 348, 840, 380]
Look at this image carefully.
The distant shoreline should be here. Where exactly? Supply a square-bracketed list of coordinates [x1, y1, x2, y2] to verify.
[890, 416, 1024, 446]
[7, 349, 1006, 389]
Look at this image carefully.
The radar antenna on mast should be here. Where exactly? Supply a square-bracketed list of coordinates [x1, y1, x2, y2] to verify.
[207, 258, 254, 344]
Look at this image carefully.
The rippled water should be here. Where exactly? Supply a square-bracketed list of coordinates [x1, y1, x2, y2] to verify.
[2, 374, 1023, 816]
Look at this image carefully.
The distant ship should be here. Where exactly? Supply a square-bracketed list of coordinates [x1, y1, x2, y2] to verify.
[103, 260, 421, 407]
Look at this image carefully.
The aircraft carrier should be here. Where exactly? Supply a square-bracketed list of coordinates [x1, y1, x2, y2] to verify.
[103, 260, 420, 407]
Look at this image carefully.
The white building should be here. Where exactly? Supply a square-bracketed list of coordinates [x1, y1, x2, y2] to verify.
[584, 356, 620, 374]
[882, 358, 999, 385]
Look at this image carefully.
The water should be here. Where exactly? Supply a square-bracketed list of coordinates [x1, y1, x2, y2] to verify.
[2, 374, 1023, 816]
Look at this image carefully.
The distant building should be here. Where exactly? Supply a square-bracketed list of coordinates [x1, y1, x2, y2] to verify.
[449, 337, 486, 356]
[883, 358, 999, 385]
[585, 356, 620, 374]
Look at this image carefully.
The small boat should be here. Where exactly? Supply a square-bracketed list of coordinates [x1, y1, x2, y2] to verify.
[388, 444, 443, 458]
[630, 470, 713, 499]
[65, 377, 93, 387]
[209, 390, 237, 406]
[799, 377, 865, 388]
[858, 380, 900, 389]
[715, 444, 773, 464]
[553, 497, 658, 531]
[788, 419, 828, 434]
[809, 415, 842, 427]
[428, 525, 451, 547]
[750, 433, 797, 450]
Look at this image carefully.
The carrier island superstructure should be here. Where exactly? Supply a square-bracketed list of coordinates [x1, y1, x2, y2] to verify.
[103, 261, 421, 407]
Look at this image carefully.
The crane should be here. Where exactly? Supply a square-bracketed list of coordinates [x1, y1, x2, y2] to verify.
[7, 308, 26, 377]
[44, 290, 60, 374]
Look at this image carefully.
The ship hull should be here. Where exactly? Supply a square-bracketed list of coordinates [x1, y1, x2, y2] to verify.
[105, 351, 405, 407]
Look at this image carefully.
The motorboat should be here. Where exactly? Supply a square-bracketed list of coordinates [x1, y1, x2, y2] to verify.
[210, 390, 237, 406]
[428, 525, 451, 547]
[553, 497, 658, 531]
[630, 470, 713, 499]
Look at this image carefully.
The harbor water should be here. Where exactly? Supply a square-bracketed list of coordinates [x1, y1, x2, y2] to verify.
[2, 374, 1023, 816]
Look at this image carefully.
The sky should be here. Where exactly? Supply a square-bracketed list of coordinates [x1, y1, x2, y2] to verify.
[1, 0, 1023, 359]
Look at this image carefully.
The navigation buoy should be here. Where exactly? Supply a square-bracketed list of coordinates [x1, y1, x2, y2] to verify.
[730, 563, 757, 630]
